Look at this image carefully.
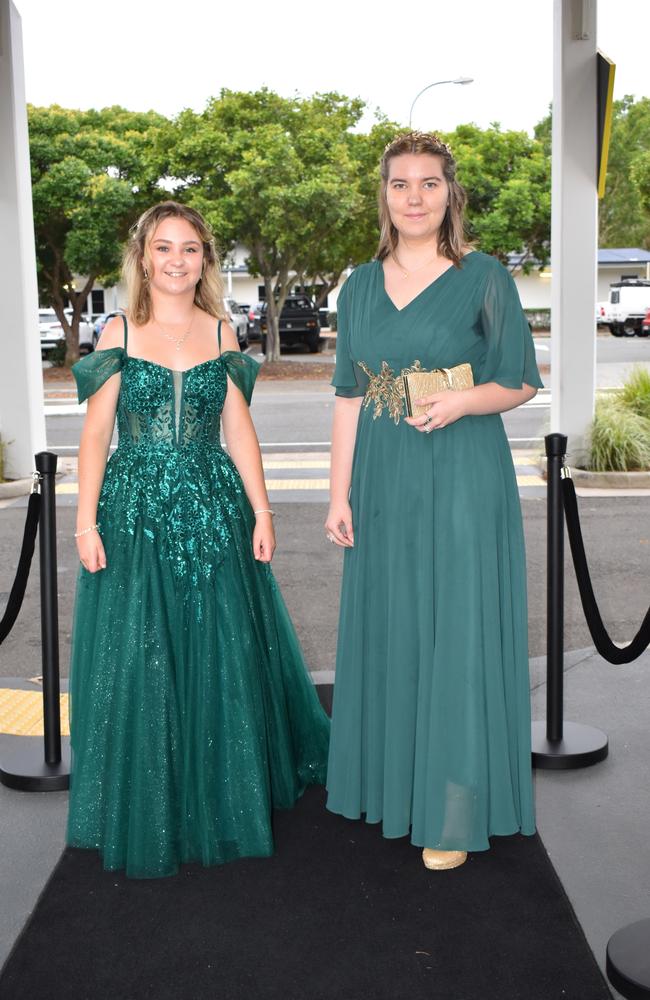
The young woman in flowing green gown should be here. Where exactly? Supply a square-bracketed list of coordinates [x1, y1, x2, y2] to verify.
[325, 132, 543, 870]
[67, 202, 329, 878]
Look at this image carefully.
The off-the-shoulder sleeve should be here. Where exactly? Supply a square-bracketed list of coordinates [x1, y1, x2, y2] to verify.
[221, 351, 260, 404]
[331, 275, 368, 398]
[479, 262, 544, 390]
[71, 347, 126, 403]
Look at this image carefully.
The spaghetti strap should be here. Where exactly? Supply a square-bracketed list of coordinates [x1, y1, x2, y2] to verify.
[120, 313, 128, 350]
[217, 319, 222, 354]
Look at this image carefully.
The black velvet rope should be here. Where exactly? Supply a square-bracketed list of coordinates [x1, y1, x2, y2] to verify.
[562, 476, 650, 664]
[0, 491, 41, 645]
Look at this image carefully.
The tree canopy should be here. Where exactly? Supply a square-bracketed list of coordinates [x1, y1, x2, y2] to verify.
[165, 89, 393, 359]
[29, 104, 166, 362]
[28, 90, 650, 367]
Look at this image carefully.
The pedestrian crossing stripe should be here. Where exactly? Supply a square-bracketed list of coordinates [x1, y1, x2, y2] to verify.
[54, 450, 545, 493]
[56, 472, 546, 494]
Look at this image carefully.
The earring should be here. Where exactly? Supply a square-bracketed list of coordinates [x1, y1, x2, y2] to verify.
[143, 266, 149, 280]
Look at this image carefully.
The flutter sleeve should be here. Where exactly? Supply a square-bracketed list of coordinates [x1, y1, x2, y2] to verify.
[221, 351, 260, 405]
[331, 274, 368, 398]
[479, 261, 544, 390]
[71, 347, 126, 403]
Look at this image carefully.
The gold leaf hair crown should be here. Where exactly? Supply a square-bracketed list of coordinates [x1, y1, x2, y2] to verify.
[383, 130, 454, 158]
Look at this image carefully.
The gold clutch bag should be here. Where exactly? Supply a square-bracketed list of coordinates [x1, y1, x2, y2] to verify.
[402, 363, 474, 418]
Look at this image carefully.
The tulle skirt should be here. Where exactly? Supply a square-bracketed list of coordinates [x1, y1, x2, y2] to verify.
[67, 492, 329, 879]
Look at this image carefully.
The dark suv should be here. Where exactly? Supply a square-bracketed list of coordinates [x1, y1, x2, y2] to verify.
[260, 296, 321, 353]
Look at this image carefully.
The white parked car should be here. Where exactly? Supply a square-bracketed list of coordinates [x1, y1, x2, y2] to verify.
[606, 280, 650, 337]
[39, 308, 94, 356]
[596, 301, 611, 325]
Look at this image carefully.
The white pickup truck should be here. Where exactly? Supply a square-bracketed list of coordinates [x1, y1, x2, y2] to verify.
[606, 279, 650, 337]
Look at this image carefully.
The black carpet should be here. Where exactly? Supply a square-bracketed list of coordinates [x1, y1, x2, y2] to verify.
[0, 786, 611, 1000]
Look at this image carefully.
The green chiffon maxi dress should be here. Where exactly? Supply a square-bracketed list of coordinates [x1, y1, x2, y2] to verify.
[326, 251, 543, 853]
[67, 318, 329, 878]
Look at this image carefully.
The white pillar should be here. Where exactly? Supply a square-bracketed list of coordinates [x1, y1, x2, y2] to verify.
[551, 0, 598, 463]
[0, 0, 46, 478]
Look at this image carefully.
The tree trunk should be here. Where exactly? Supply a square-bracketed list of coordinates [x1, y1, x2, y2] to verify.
[263, 275, 281, 362]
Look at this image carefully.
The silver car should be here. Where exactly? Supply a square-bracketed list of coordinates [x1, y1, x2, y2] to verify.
[224, 298, 249, 350]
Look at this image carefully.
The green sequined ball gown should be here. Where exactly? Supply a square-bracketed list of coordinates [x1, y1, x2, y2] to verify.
[326, 253, 543, 852]
[68, 318, 329, 878]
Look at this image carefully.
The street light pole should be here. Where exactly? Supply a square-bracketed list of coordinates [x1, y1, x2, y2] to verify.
[409, 77, 474, 128]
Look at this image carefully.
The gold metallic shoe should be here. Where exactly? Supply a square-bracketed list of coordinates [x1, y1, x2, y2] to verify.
[422, 848, 468, 870]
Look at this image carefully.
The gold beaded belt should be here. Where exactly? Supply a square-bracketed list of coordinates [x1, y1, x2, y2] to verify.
[358, 360, 473, 424]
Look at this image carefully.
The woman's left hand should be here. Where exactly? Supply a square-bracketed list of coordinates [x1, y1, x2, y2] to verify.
[253, 513, 276, 562]
[405, 390, 469, 433]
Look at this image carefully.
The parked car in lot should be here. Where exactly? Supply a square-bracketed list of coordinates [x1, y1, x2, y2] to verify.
[606, 279, 650, 336]
[259, 295, 321, 353]
[224, 297, 249, 350]
[596, 301, 611, 325]
[92, 310, 126, 347]
[39, 308, 94, 356]
[247, 302, 264, 340]
[642, 307, 650, 337]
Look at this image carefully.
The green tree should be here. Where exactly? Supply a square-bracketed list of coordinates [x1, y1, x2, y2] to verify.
[166, 89, 386, 360]
[296, 119, 400, 307]
[599, 96, 650, 249]
[442, 122, 551, 270]
[29, 105, 167, 363]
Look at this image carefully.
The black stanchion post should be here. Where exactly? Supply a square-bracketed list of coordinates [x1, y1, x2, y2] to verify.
[546, 432, 566, 743]
[531, 433, 608, 769]
[0, 451, 70, 791]
[39, 451, 62, 766]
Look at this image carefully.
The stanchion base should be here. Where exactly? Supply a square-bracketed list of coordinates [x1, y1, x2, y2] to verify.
[0, 735, 70, 791]
[607, 918, 650, 999]
[531, 720, 608, 769]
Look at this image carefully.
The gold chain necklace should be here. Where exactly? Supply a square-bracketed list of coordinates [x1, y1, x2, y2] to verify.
[392, 250, 440, 279]
[153, 309, 195, 351]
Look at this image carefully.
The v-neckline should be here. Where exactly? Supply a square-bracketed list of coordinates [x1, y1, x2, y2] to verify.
[378, 252, 474, 313]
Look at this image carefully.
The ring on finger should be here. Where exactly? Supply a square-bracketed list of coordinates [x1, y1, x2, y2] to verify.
[326, 533, 335, 543]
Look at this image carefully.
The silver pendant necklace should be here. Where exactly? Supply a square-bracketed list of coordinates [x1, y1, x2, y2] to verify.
[153, 309, 196, 351]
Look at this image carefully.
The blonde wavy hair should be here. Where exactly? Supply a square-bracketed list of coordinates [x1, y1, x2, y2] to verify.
[123, 201, 227, 325]
[377, 131, 471, 267]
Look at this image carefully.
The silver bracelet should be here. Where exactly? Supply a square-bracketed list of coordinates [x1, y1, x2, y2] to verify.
[74, 524, 99, 538]
[253, 509, 275, 517]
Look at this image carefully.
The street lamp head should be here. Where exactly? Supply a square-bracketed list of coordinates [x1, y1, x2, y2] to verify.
[453, 77, 474, 85]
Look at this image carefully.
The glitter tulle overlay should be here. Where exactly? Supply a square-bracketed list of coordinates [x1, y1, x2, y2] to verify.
[68, 344, 329, 878]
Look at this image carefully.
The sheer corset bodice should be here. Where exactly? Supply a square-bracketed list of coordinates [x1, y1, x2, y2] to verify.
[72, 345, 260, 584]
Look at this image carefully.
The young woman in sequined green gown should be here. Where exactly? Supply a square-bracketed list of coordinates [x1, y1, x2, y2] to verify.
[325, 133, 543, 871]
[67, 202, 329, 878]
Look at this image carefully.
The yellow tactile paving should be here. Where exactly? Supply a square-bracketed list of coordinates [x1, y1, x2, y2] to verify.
[55, 454, 546, 495]
[0, 689, 70, 737]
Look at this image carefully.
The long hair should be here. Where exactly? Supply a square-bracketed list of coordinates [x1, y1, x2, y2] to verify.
[123, 201, 228, 325]
[376, 131, 470, 267]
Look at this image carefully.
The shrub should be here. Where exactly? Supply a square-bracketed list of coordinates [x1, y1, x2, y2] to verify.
[587, 397, 650, 471]
[618, 365, 650, 421]
[327, 310, 337, 332]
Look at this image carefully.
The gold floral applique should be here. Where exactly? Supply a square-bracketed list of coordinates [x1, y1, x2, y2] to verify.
[357, 360, 425, 424]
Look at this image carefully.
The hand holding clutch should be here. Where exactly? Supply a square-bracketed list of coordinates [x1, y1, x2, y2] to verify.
[402, 363, 474, 418]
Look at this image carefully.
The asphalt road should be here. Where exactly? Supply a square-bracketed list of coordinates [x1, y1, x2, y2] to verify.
[1, 495, 649, 681]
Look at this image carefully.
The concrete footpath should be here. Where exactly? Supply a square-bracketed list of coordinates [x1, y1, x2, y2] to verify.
[1, 479, 649, 998]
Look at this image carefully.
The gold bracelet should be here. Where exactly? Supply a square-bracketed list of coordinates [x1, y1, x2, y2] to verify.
[253, 509, 275, 517]
[74, 524, 99, 538]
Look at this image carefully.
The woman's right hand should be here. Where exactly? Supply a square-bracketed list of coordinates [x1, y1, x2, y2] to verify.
[325, 501, 354, 548]
[76, 529, 107, 572]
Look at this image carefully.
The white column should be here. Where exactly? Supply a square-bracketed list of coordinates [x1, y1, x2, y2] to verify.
[550, 0, 598, 463]
[0, 0, 46, 478]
